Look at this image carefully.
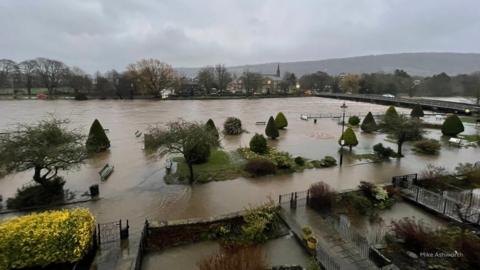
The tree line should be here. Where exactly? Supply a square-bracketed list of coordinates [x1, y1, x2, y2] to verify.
[1, 57, 479, 101]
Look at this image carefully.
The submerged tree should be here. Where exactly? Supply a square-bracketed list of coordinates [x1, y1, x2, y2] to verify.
[205, 118, 220, 141]
[441, 114, 464, 136]
[390, 116, 423, 156]
[339, 127, 358, 151]
[249, 133, 268, 154]
[145, 120, 218, 184]
[265, 116, 279, 139]
[86, 119, 110, 152]
[410, 104, 424, 118]
[274, 112, 288, 129]
[0, 118, 87, 190]
[360, 112, 378, 133]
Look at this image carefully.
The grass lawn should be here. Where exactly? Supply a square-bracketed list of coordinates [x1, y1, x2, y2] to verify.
[167, 149, 245, 183]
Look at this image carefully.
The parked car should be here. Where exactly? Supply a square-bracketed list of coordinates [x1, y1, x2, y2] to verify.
[382, 94, 395, 98]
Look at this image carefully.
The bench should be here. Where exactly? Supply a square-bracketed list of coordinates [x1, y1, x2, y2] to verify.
[255, 121, 266, 125]
[448, 137, 462, 146]
[165, 159, 173, 172]
[99, 164, 114, 181]
[135, 130, 142, 137]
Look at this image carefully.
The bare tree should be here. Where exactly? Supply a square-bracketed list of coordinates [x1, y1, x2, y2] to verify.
[127, 59, 178, 97]
[68, 67, 92, 95]
[197, 66, 216, 95]
[34, 58, 69, 97]
[18, 60, 38, 98]
[0, 59, 17, 89]
[241, 71, 264, 96]
[214, 64, 232, 94]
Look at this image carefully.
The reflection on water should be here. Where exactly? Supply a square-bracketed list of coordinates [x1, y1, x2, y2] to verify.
[0, 98, 479, 231]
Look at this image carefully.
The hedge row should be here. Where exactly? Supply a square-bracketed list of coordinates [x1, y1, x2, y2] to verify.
[0, 208, 95, 269]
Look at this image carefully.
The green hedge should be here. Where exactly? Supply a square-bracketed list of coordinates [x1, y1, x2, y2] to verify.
[0, 208, 95, 269]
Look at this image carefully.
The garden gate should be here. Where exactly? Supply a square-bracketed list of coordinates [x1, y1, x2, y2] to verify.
[97, 219, 129, 245]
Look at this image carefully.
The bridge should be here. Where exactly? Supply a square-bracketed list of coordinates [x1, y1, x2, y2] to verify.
[315, 93, 480, 115]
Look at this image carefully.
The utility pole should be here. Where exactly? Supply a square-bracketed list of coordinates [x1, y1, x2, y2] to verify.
[339, 102, 348, 166]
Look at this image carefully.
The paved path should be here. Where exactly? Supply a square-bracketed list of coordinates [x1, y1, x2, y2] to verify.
[89, 232, 141, 270]
[280, 201, 376, 270]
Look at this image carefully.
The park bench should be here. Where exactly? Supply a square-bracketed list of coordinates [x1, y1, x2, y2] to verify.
[135, 130, 142, 137]
[255, 121, 266, 125]
[99, 164, 114, 181]
[448, 137, 462, 147]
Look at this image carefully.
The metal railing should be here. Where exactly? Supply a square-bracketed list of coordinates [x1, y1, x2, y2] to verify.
[394, 178, 480, 225]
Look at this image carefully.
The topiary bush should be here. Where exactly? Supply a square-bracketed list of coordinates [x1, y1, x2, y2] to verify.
[320, 156, 337, 167]
[6, 176, 65, 209]
[383, 106, 400, 130]
[265, 116, 279, 139]
[373, 143, 396, 159]
[348, 116, 360, 126]
[410, 104, 424, 118]
[223, 117, 243, 135]
[74, 92, 88, 101]
[249, 133, 268, 154]
[441, 114, 464, 136]
[413, 139, 441, 155]
[274, 112, 288, 129]
[361, 112, 378, 132]
[244, 159, 276, 176]
[86, 119, 110, 152]
[205, 118, 219, 140]
[339, 127, 358, 150]
[0, 208, 95, 270]
[294, 156, 305, 166]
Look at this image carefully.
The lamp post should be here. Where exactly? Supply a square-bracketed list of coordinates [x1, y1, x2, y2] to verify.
[339, 102, 348, 167]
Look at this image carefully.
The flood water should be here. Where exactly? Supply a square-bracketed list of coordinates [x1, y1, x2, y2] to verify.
[0, 97, 479, 232]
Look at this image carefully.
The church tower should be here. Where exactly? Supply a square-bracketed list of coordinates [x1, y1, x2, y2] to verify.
[275, 64, 280, 77]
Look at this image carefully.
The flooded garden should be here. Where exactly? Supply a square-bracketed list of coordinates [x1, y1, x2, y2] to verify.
[1, 96, 479, 269]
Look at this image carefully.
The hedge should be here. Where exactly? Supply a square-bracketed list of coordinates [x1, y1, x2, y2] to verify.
[0, 208, 95, 269]
[274, 112, 288, 129]
[441, 114, 464, 136]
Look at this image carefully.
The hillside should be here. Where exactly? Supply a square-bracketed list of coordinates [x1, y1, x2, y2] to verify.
[177, 52, 480, 78]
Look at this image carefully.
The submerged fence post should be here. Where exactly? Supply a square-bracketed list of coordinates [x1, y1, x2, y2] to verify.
[416, 187, 420, 201]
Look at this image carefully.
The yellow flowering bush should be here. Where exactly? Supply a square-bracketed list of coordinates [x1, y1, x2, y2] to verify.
[0, 208, 95, 270]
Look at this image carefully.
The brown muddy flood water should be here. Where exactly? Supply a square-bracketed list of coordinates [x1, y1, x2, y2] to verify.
[0, 97, 479, 232]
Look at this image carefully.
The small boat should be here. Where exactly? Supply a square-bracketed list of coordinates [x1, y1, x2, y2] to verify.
[99, 164, 114, 181]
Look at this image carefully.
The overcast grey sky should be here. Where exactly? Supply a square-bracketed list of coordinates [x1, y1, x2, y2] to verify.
[1, 0, 479, 73]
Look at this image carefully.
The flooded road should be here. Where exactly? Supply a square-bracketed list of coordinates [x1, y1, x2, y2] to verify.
[0, 97, 479, 230]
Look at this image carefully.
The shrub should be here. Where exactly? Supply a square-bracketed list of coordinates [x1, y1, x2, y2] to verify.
[245, 159, 276, 176]
[308, 182, 337, 212]
[441, 114, 464, 136]
[265, 116, 279, 139]
[205, 119, 220, 140]
[390, 218, 434, 253]
[6, 176, 65, 209]
[274, 112, 288, 129]
[339, 192, 372, 216]
[373, 143, 396, 159]
[413, 139, 441, 155]
[249, 134, 268, 154]
[339, 127, 358, 150]
[223, 117, 243, 135]
[359, 181, 376, 199]
[320, 156, 337, 167]
[0, 208, 95, 269]
[361, 112, 378, 133]
[348, 116, 360, 126]
[186, 141, 211, 164]
[294, 156, 305, 166]
[240, 201, 279, 244]
[238, 147, 294, 169]
[410, 104, 424, 118]
[197, 245, 267, 270]
[74, 92, 88, 100]
[86, 119, 110, 152]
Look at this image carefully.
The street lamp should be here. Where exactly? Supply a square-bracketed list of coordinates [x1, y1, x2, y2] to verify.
[339, 102, 348, 167]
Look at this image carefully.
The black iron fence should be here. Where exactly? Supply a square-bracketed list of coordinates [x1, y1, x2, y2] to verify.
[97, 219, 129, 245]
